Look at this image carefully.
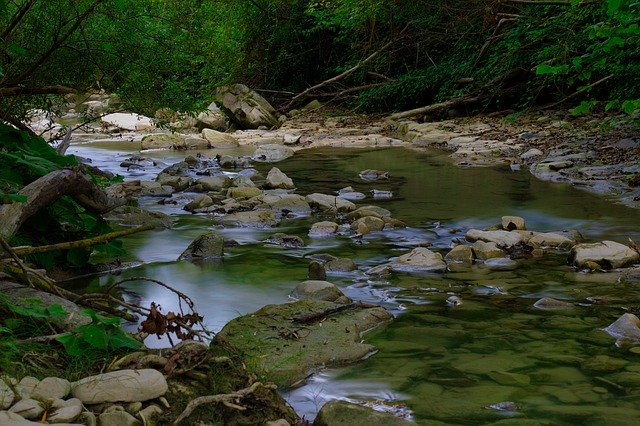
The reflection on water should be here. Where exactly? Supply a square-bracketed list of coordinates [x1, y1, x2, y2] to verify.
[71, 142, 640, 424]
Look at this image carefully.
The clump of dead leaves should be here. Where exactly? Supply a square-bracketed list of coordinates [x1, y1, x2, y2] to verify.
[140, 302, 204, 342]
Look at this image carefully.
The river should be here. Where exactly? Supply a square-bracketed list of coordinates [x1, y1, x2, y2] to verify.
[68, 139, 640, 424]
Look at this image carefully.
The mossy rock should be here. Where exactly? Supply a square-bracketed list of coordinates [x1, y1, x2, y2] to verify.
[213, 300, 392, 387]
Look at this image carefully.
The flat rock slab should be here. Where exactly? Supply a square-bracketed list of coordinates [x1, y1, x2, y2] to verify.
[214, 300, 392, 387]
[570, 240, 640, 269]
[71, 369, 167, 404]
[315, 400, 415, 426]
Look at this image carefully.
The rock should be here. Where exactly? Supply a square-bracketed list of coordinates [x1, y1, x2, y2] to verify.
[193, 175, 232, 191]
[533, 297, 575, 310]
[178, 231, 225, 261]
[582, 355, 628, 373]
[98, 410, 141, 426]
[218, 155, 252, 169]
[232, 175, 256, 187]
[227, 186, 262, 199]
[47, 398, 83, 423]
[265, 233, 305, 248]
[309, 221, 339, 237]
[102, 113, 154, 131]
[71, 369, 168, 404]
[308, 261, 327, 280]
[520, 148, 544, 161]
[325, 258, 358, 273]
[314, 400, 415, 426]
[351, 216, 385, 233]
[446, 295, 463, 307]
[0, 411, 58, 425]
[218, 210, 279, 228]
[390, 247, 447, 273]
[265, 167, 294, 189]
[140, 133, 184, 150]
[483, 257, 519, 271]
[196, 109, 228, 132]
[336, 187, 366, 200]
[15, 377, 39, 400]
[177, 136, 210, 150]
[444, 245, 474, 265]
[252, 144, 295, 162]
[604, 313, 640, 343]
[0, 379, 14, 410]
[31, 377, 70, 402]
[137, 404, 163, 423]
[472, 241, 505, 260]
[501, 216, 526, 231]
[214, 84, 280, 129]
[291, 280, 351, 304]
[525, 231, 574, 250]
[184, 194, 214, 211]
[215, 300, 392, 387]
[9, 399, 44, 420]
[569, 241, 640, 269]
[256, 194, 311, 217]
[466, 229, 524, 247]
[346, 206, 391, 220]
[306, 193, 356, 212]
[359, 169, 389, 181]
[201, 129, 239, 148]
[104, 206, 173, 229]
[488, 371, 530, 386]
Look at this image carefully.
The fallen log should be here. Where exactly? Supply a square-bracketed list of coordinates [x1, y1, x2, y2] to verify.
[388, 96, 479, 121]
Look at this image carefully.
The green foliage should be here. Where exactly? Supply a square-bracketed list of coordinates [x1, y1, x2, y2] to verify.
[56, 309, 141, 356]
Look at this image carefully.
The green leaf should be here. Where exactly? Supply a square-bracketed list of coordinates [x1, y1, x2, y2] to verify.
[608, 0, 622, 14]
[7, 194, 27, 203]
[535, 64, 566, 75]
[570, 100, 599, 116]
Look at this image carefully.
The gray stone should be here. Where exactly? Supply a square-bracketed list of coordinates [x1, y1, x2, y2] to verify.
[98, 410, 140, 426]
[71, 369, 168, 404]
[466, 229, 524, 247]
[325, 258, 358, 273]
[533, 297, 575, 310]
[472, 241, 505, 260]
[358, 169, 389, 181]
[253, 144, 294, 162]
[178, 231, 225, 261]
[265, 233, 305, 248]
[391, 247, 447, 273]
[520, 148, 544, 161]
[306, 193, 356, 212]
[214, 84, 280, 129]
[218, 210, 279, 228]
[227, 186, 262, 199]
[232, 175, 256, 187]
[177, 136, 209, 150]
[0, 379, 14, 410]
[104, 206, 173, 229]
[308, 261, 327, 280]
[501, 216, 526, 231]
[184, 194, 214, 211]
[196, 109, 228, 131]
[48, 398, 83, 423]
[265, 167, 294, 189]
[444, 245, 474, 265]
[194, 175, 231, 191]
[336, 187, 366, 200]
[140, 133, 183, 150]
[570, 240, 640, 269]
[0, 410, 71, 425]
[201, 129, 239, 148]
[346, 206, 391, 220]
[15, 377, 39, 400]
[483, 257, 519, 271]
[256, 194, 311, 216]
[351, 216, 385, 233]
[488, 371, 530, 386]
[31, 377, 70, 402]
[308, 221, 339, 237]
[604, 313, 640, 343]
[525, 231, 574, 249]
[291, 280, 351, 304]
[314, 400, 415, 426]
[9, 399, 44, 420]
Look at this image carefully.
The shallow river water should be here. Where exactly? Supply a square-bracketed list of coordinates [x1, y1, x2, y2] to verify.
[69, 140, 640, 425]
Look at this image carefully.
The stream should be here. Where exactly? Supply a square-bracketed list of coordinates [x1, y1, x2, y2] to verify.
[68, 139, 640, 424]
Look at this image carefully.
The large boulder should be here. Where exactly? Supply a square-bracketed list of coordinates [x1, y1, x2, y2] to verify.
[71, 369, 167, 404]
[390, 247, 447, 273]
[265, 167, 294, 189]
[214, 84, 280, 129]
[306, 193, 356, 212]
[291, 280, 351, 304]
[178, 231, 225, 261]
[102, 112, 154, 131]
[252, 144, 295, 162]
[465, 229, 524, 247]
[569, 240, 640, 269]
[315, 401, 415, 426]
[196, 103, 229, 131]
[202, 129, 239, 148]
[141, 133, 185, 150]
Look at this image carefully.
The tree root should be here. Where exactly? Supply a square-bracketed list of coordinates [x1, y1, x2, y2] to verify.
[172, 382, 276, 425]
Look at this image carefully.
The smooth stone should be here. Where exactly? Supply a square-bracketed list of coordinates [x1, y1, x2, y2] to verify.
[48, 398, 83, 423]
[488, 370, 530, 386]
[483, 257, 518, 271]
[604, 313, 640, 343]
[526, 231, 574, 249]
[98, 410, 140, 426]
[0, 411, 80, 426]
[137, 404, 163, 423]
[201, 128, 239, 148]
[71, 369, 168, 404]
[218, 210, 279, 228]
[264, 233, 305, 248]
[194, 175, 231, 191]
[178, 231, 224, 260]
[305, 193, 356, 212]
[265, 167, 294, 189]
[252, 144, 294, 162]
[466, 229, 524, 247]
[31, 377, 71, 402]
[256, 193, 311, 216]
[533, 297, 574, 310]
[184, 194, 213, 211]
[325, 258, 358, 273]
[103, 112, 154, 131]
[570, 240, 640, 269]
[472, 241, 505, 260]
[0, 379, 15, 410]
[291, 280, 351, 304]
[346, 205, 391, 220]
[350, 216, 385, 233]
[444, 245, 474, 265]
[232, 175, 256, 187]
[140, 133, 183, 150]
[9, 399, 44, 420]
[15, 377, 39, 400]
[314, 400, 414, 426]
[308, 221, 339, 237]
[501, 215, 526, 231]
[391, 247, 447, 273]
[227, 186, 262, 198]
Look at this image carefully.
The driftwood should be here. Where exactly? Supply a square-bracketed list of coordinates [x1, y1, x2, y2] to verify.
[0, 168, 125, 238]
[291, 301, 376, 324]
[388, 96, 480, 120]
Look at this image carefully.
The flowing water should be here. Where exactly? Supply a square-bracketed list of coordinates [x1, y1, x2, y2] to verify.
[68, 139, 640, 425]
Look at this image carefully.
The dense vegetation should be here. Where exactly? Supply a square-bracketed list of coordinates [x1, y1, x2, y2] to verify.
[1, 0, 638, 121]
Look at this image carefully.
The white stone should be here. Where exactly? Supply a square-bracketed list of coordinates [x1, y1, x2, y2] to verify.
[305, 193, 356, 212]
[571, 240, 640, 269]
[71, 369, 168, 404]
[0, 379, 15, 410]
[15, 377, 38, 400]
[202, 129, 239, 148]
[47, 398, 83, 423]
[102, 113, 154, 131]
[31, 377, 70, 402]
[466, 229, 524, 247]
[604, 313, 640, 343]
[9, 399, 44, 420]
[265, 167, 294, 189]
[391, 247, 447, 272]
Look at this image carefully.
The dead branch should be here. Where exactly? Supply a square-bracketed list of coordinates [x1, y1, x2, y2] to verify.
[0, 168, 125, 239]
[0, 234, 32, 286]
[542, 74, 614, 109]
[173, 382, 276, 425]
[0, 86, 76, 97]
[56, 129, 73, 155]
[6, 224, 154, 258]
[388, 96, 480, 121]
[473, 18, 517, 68]
[0, 112, 38, 137]
[282, 40, 394, 111]
[291, 301, 376, 325]
[311, 83, 387, 99]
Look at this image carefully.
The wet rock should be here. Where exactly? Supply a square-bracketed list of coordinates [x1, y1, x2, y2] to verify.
[533, 297, 575, 310]
[232, 175, 257, 188]
[214, 84, 280, 129]
[193, 175, 232, 191]
[390, 247, 447, 273]
[336, 187, 366, 200]
[309, 221, 339, 237]
[370, 189, 393, 199]
[184, 194, 214, 211]
[265, 167, 294, 189]
[569, 240, 640, 269]
[306, 193, 356, 212]
[256, 194, 311, 217]
[9, 399, 44, 420]
[604, 313, 640, 343]
[215, 300, 392, 387]
[472, 241, 505, 260]
[483, 257, 518, 271]
[227, 186, 262, 199]
[201, 129, 239, 148]
[141, 133, 184, 150]
[501, 216, 526, 231]
[325, 258, 358, 273]
[265, 233, 305, 248]
[314, 400, 415, 426]
[520, 148, 544, 161]
[291, 280, 351, 304]
[31, 377, 70, 402]
[308, 261, 327, 280]
[48, 398, 83, 423]
[446, 295, 463, 307]
[72, 369, 168, 404]
[346, 206, 391, 220]
[252, 144, 294, 162]
[445, 245, 474, 265]
[351, 216, 385, 233]
[218, 155, 252, 169]
[104, 206, 173, 229]
[98, 410, 140, 426]
[488, 371, 530, 386]
[358, 169, 389, 181]
[582, 355, 628, 373]
[466, 229, 524, 247]
[178, 231, 224, 261]
[103, 112, 154, 131]
[218, 210, 279, 228]
[522, 231, 574, 250]
[0, 379, 14, 410]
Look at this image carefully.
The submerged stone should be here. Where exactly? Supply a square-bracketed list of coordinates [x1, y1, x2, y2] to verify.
[314, 400, 415, 426]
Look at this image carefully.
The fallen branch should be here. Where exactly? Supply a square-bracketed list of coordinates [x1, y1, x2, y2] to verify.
[0, 234, 33, 286]
[388, 96, 479, 120]
[542, 74, 614, 110]
[291, 301, 376, 324]
[173, 382, 276, 425]
[310, 83, 387, 99]
[6, 224, 154, 257]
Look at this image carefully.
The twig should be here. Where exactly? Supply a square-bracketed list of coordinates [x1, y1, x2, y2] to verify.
[0, 235, 32, 286]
